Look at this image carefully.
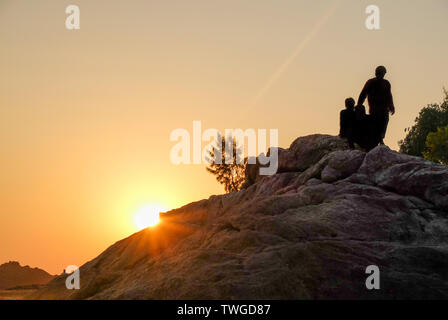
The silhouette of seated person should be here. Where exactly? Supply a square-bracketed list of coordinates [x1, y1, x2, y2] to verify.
[357, 65, 395, 146]
[339, 99, 380, 151]
[339, 98, 356, 149]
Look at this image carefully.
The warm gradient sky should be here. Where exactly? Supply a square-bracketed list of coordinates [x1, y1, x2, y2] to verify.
[1, 0, 447, 274]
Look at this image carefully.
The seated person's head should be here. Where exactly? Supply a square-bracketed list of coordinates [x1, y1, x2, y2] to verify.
[345, 98, 355, 110]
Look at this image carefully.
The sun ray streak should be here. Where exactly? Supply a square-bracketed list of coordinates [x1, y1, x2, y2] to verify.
[240, 0, 342, 119]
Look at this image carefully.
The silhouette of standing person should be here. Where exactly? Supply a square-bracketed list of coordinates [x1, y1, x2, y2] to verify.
[357, 66, 395, 145]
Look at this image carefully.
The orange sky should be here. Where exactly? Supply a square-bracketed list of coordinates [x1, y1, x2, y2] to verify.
[1, 0, 447, 274]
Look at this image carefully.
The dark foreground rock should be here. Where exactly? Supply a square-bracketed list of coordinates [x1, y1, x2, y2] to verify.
[31, 134, 448, 299]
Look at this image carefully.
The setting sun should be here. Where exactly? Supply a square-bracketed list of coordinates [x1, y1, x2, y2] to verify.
[134, 205, 165, 230]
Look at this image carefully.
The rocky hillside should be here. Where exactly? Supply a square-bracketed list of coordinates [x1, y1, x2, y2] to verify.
[31, 134, 448, 299]
[0, 261, 55, 289]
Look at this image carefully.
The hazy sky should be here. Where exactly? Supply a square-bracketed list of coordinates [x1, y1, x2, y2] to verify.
[1, 0, 447, 274]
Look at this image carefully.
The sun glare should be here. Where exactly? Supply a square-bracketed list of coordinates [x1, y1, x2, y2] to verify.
[134, 205, 165, 230]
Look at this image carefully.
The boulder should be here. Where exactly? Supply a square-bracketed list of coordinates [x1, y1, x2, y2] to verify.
[31, 134, 448, 300]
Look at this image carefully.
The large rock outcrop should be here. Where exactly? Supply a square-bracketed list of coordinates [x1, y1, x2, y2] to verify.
[31, 134, 448, 299]
[0, 261, 55, 290]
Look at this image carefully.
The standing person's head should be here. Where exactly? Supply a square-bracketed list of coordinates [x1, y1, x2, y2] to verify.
[345, 97, 355, 110]
[375, 65, 387, 79]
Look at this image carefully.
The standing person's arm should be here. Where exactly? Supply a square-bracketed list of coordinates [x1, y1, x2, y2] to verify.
[357, 80, 370, 106]
[386, 81, 395, 115]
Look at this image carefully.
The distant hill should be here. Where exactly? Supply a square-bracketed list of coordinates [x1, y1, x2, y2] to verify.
[31, 135, 448, 299]
[0, 261, 55, 289]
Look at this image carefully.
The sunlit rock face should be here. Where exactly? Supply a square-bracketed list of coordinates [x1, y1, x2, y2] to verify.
[31, 134, 448, 300]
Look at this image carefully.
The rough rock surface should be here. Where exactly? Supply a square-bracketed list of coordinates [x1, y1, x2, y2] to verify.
[31, 134, 448, 299]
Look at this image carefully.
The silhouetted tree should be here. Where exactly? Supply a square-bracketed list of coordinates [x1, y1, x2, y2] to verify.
[206, 133, 246, 193]
[398, 90, 448, 157]
[423, 125, 448, 165]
